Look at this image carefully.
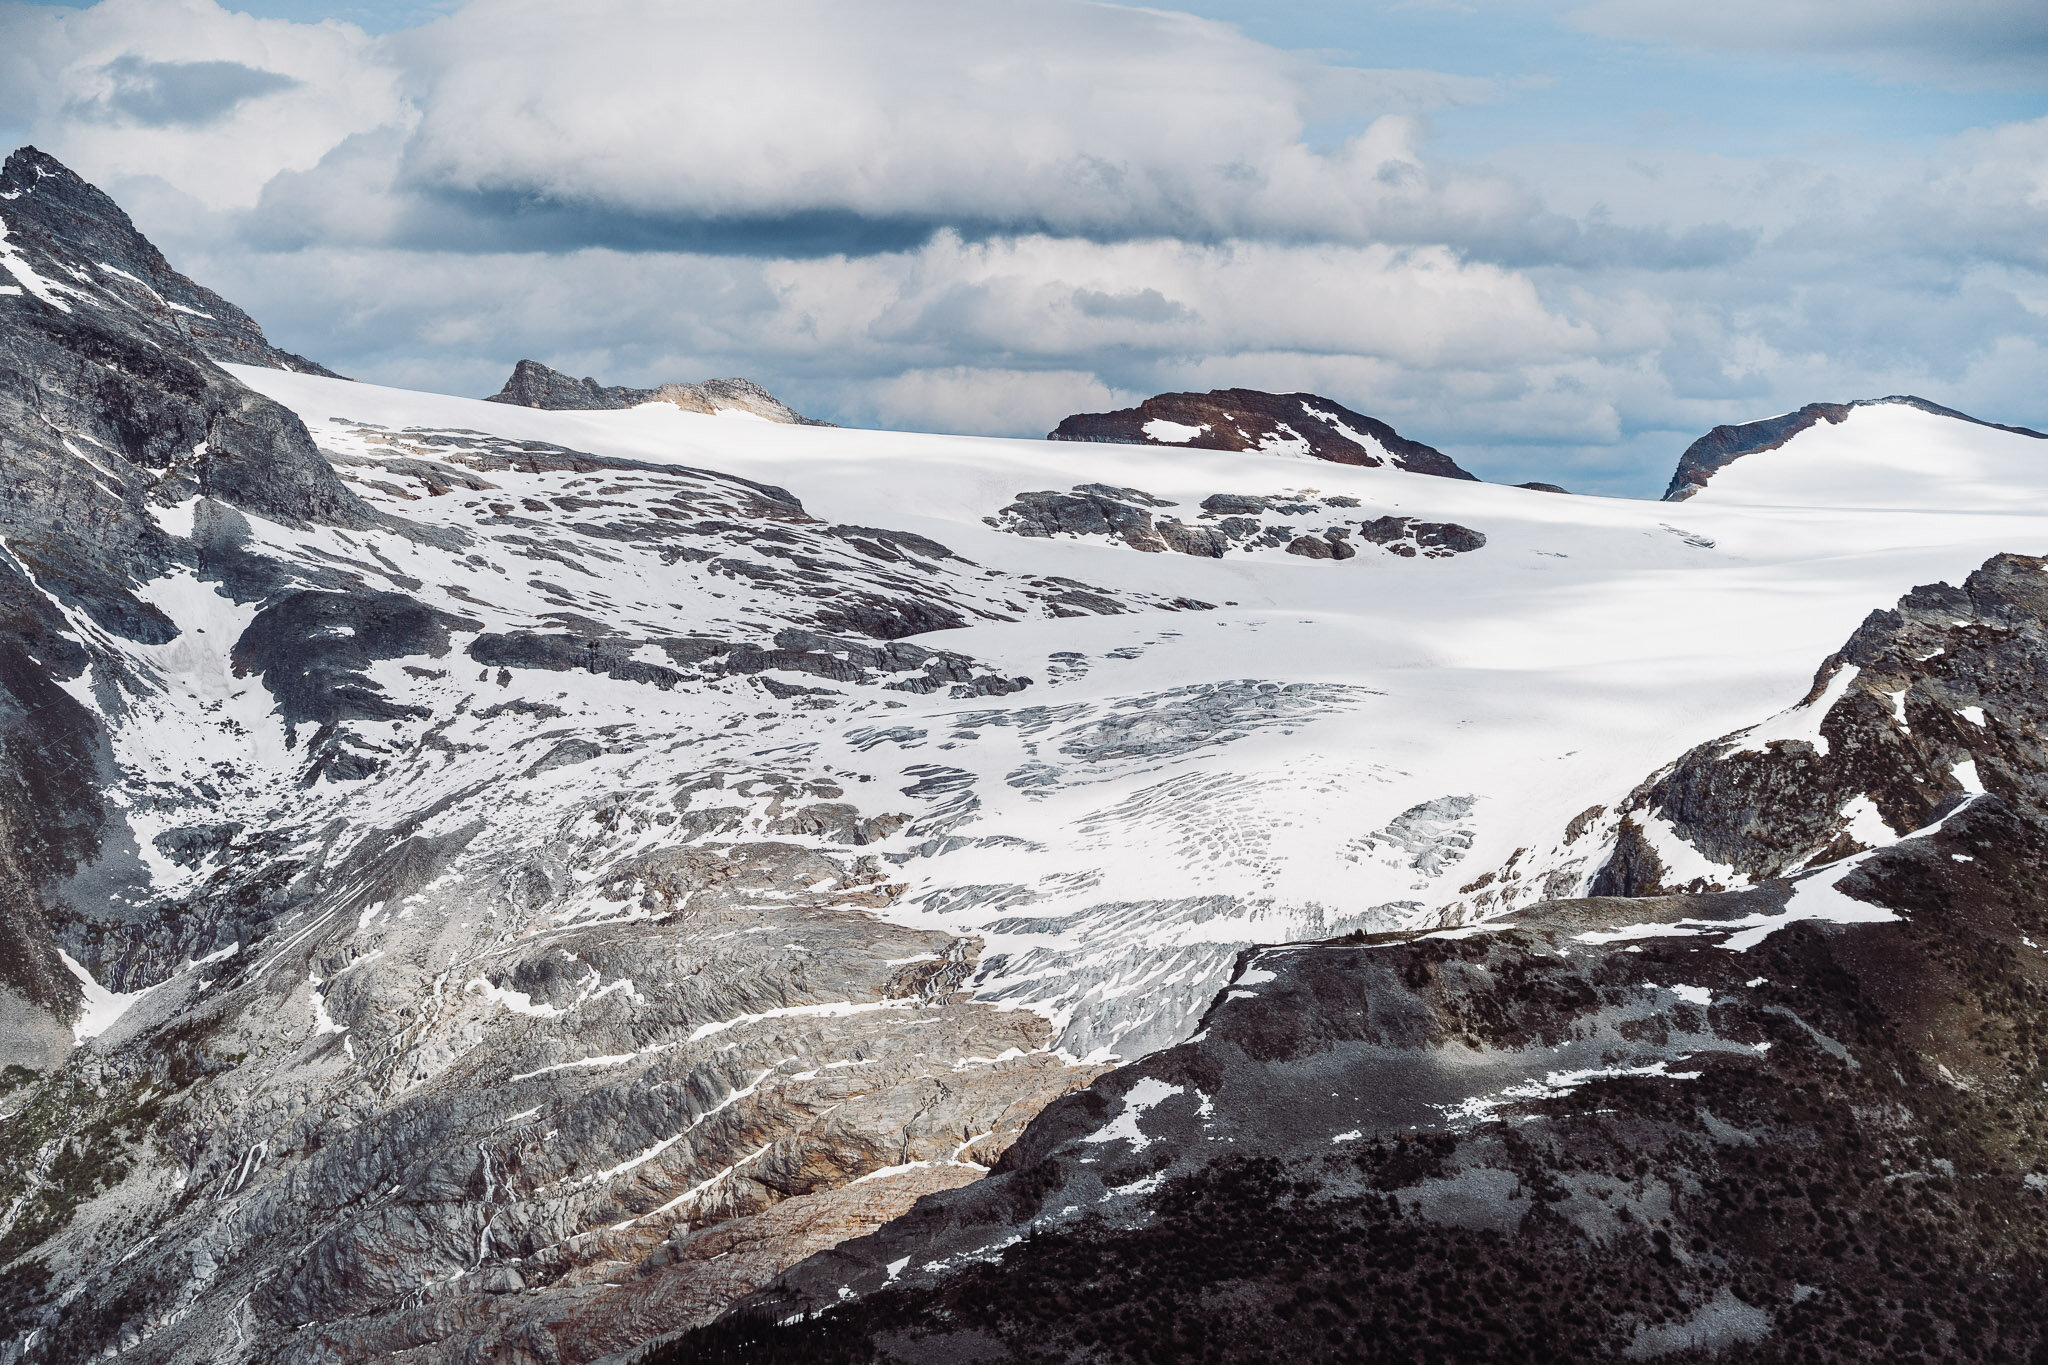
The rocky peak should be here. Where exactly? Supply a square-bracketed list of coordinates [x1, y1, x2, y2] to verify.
[0, 146, 339, 376]
[485, 358, 831, 424]
[484, 358, 654, 410]
[1663, 394, 2047, 501]
[1048, 388, 1478, 481]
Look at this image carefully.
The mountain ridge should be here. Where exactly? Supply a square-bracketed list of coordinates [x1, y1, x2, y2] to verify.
[1, 146, 341, 379]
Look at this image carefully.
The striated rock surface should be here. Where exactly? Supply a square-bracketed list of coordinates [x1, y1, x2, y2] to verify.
[1662, 395, 2046, 501]
[484, 360, 830, 425]
[694, 553, 2048, 1362]
[1048, 389, 1477, 480]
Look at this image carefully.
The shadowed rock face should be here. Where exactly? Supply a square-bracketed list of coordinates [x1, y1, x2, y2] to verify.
[0, 147, 373, 1065]
[484, 359, 831, 425]
[1048, 389, 1478, 481]
[1661, 395, 2047, 501]
[679, 553, 2048, 1363]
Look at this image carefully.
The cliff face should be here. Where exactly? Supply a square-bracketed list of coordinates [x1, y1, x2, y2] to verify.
[689, 555, 2048, 1363]
[1048, 389, 1478, 481]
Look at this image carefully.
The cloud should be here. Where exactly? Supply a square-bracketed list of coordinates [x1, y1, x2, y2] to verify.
[856, 368, 1140, 437]
[0, 0, 407, 206]
[362, 0, 1523, 250]
[1, 0, 2045, 499]
[1570, 0, 2048, 89]
[73, 56, 300, 127]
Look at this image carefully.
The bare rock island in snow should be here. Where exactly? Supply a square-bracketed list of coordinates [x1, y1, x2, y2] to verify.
[1049, 387, 1479, 480]
[11, 141, 2048, 1365]
[485, 357, 832, 425]
[987, 484, 1485, 561]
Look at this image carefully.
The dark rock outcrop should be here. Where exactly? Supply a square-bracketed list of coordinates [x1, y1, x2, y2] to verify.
[988, 484, 1483, 562]
[1049, 389, 1477, 480]
[483, 358, 654, 410]
[1589, 552, 2048, 894]
[1663, 396, 2047, 501]
[485, 359, 831, 425]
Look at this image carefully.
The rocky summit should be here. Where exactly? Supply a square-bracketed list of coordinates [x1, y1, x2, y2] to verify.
[8, 148, 2048, 1365]
[486, 359, 830, 425]
[1047, 389, 1477, 481]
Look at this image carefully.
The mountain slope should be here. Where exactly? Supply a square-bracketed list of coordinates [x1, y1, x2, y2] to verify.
[0, 147, 370, 1073]
[1662, 395, 2048, 501]
[688, 552, 2048, 1363]
[0, 148, 338, 378]
[9, 148, 2048, 1365]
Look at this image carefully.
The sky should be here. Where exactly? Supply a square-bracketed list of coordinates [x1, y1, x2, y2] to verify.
[3, 0, 2045, 495]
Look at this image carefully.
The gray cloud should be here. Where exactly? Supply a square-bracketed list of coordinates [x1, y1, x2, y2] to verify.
[77, 56, 300, 127]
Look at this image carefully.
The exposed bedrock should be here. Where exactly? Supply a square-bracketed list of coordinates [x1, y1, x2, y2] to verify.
[1585, 552, 2048, 896]
[0, 150, 377, 1061]
[987, 484, 1483, 562]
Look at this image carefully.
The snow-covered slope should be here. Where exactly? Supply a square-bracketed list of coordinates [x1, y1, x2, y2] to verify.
[228, 372, 2048, 1058]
